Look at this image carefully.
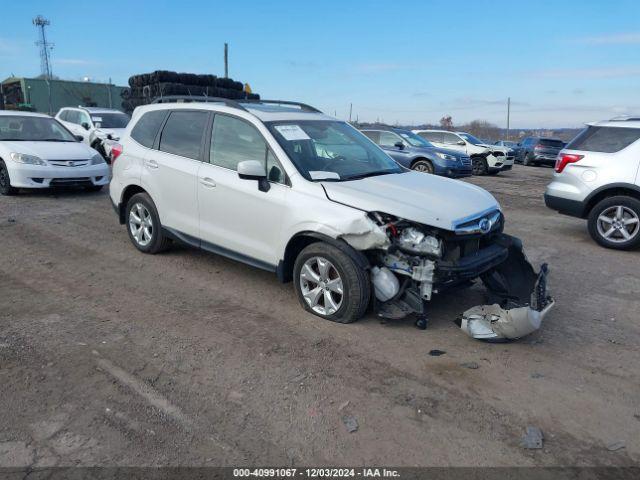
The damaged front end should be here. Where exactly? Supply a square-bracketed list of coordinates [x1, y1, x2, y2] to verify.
[344, 211, 553, 340]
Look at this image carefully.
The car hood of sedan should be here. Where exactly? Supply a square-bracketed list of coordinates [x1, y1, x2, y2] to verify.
[321, 171, 499, 231]
[2, 141, 97, 160]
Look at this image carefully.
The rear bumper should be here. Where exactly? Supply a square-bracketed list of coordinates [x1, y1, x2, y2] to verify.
[533, 154, 558, 165]
[544, 193, 585, 218]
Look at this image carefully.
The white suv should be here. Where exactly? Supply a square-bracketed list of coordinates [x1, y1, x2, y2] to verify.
[413, 130, 514, 175]
[545, 119, 640, 250]
[56, 107, 130, 161]
[109, 98, 553, 340]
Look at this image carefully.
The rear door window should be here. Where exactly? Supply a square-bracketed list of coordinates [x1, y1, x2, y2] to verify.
[130, 110, 168, 148]
[158, 110, 209, 160]
[361, 131, 380, 143]
[566, 126, 640, 153]
[378, 131, 402, 147]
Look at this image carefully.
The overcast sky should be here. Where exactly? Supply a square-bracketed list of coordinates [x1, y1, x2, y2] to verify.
[1, 0, 639, 128]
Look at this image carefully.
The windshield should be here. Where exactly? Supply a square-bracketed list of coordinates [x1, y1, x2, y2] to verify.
[266, 120, 403, 181]
[0, 115, 76, 142]
[397, 130, 433, 148]
[459, 133, 484, 145]
[91, 112, 130, 129]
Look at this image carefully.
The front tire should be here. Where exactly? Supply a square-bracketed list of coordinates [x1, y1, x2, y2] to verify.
[523, 154, 532, 166]
[411, 159, 434, 174]
[587, 196, 640, 250]
[293, 242, 370, 324]
[0, 160, 18, 196]
[125, 192, 171, 253]
[471, 157, 488, 175]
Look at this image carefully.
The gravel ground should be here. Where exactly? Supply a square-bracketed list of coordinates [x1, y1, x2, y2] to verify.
[0, 165, 638, 467]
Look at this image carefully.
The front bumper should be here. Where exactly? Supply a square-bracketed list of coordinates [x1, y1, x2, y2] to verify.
[7, 163, 111, 189]
[438, 165, 473, 178]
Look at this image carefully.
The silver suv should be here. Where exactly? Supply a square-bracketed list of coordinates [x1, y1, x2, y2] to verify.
[545, 119, 640, 249]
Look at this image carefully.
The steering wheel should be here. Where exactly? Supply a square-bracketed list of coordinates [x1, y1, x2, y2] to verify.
[321, 155, 347, 170]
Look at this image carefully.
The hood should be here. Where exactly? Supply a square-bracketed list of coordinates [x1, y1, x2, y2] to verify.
[480, 143, 508, 154]
[1, 141, 97, 160]
[407, 145, 466, 159]
[322, 171, 499, 231]
[433, 146, 467, 158]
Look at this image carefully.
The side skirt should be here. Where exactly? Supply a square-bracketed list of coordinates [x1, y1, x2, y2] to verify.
[162, 227, 277, 273]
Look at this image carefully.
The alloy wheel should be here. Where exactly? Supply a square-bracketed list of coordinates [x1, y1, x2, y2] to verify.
[129, 202, 154, 247]
[299, 256, 344, 316]
[413, 162, 433, 174]
[596, 205, 639, 243]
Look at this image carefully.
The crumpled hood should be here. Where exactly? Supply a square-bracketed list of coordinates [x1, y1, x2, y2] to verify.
[322, 171, 499, 231]
[479, 143, 508, 154]
[2, 141, 97, 160]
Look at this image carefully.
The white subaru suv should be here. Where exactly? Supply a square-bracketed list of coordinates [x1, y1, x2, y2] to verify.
[109, 98, 553, 340]
[545, 119, 640, 250]
[412, 130, 513, 175]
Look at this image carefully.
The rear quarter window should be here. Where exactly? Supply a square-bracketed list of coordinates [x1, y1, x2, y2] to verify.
[539, 139, 564, 148]
[130, 110, 168, 148]
[566, 126, 640, 153]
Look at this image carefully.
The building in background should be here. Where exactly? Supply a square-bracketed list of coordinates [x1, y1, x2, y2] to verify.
[0, 77, 127, 114]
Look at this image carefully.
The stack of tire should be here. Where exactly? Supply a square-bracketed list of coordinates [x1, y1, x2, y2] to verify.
[121, 70, 260, 113]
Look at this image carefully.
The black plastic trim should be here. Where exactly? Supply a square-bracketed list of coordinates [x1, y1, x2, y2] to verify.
[544, 193, 585, 218]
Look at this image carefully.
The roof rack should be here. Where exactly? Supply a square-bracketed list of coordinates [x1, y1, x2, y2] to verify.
[240, 99, 322, 113]
[609, 115, 640, 121]
[150, 95, 322, 113]
[150, 95, 247, 110]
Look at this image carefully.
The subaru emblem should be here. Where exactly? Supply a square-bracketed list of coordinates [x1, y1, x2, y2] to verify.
[67, 161, 75, 167]
[479, 218, 492, 233]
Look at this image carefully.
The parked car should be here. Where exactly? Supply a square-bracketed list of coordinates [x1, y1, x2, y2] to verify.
[0, 111, 110, 195]
[55, 107, 130, 162]
[494, 140, 518, 148]
[360, 127, 472, 177]
[412, 129, 513, 175]
[109, 98, 552, 340]
[545, 120, 640, 250]
[517, 137, 564, 166]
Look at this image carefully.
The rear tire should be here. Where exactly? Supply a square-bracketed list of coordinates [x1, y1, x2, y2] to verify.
[293, 242, 370, 324]
[587, 196, 640, 250]
[0, 160, 18, 196]
[411, 159, 434, 174]
[125, 193, 171, 254]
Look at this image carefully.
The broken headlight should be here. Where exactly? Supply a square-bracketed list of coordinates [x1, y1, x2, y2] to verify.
[397, 227, 442, 257]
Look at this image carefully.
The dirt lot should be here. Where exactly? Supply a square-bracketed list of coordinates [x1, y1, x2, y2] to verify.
[0, 165, 639, 468]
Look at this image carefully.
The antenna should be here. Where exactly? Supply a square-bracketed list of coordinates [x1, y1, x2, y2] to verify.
[33, 15, 54, 79]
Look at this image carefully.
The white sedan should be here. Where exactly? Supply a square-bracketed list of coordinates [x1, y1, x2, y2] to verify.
[0, 111, 110, 195]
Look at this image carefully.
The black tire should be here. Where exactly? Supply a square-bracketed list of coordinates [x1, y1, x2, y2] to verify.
[293, 242, 370, 324]
[471, 157, 488, 175]
[125, 193, 171, 254]
[411, 159, 434, 174]
[523, 154, 532, 166]
[587, 196, 640, 250]
[85, 185, 103, 192]
[0, 160, 18, 196]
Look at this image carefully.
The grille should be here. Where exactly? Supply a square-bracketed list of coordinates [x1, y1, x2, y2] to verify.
[50, 177, 93, 187]
[49, 160, 90, 167]
[460, 156, 472, 166]
[492, 151, 505, 157]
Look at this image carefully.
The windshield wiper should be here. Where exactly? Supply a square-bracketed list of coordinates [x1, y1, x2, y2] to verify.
[0, 138, 27, 141]
[40, 139, 73, 142]
[341, 170, 397, 181]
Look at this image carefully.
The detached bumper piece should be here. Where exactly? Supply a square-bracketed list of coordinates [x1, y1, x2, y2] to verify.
[459, 235, 554, 341]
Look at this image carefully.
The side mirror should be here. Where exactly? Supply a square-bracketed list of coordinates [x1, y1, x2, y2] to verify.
[457, 140, 466, 146]
[237, 160, 270, 192]
[394, 141, 404, 150]
[81, 122, 90, 130]
[74, 135, 84, 142]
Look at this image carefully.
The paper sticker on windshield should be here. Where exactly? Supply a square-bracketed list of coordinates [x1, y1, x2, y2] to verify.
[275, 124, 310, 141]
[91, 116, 103, 122]
[309, 171, 340, 180]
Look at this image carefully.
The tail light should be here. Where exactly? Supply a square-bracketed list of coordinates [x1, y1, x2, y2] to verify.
[110, 143, 123, 163]
[534, 144, 544, 149]
[555, 153, 584, 173]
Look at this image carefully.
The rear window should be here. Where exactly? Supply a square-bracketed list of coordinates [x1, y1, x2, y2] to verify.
[566, 126, 640, 153]
[539, 139, 564, 148]
[130, 110, 167, 148]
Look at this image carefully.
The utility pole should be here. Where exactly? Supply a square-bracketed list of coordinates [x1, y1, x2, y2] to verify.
[348, 103, 353, 122]
[107, 77, 113, 108]
[506, 97, 511, 141]
[224, 43, 229, 78]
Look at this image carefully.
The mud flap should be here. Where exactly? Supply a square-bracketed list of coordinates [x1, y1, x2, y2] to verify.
[458, 235, 555, 341]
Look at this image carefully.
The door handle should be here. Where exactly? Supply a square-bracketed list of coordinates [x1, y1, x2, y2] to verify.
[145, 159, 159, 169]
[199, 177, 216, 188]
